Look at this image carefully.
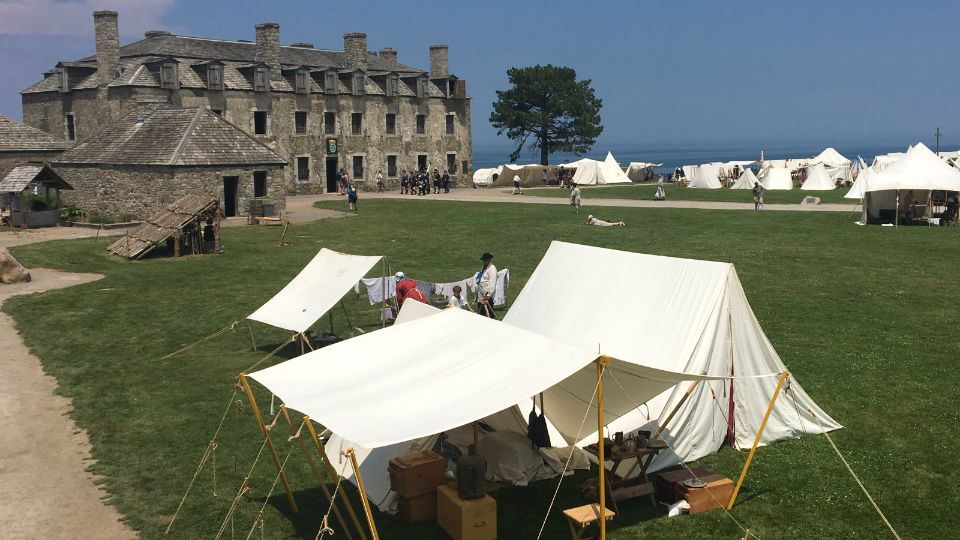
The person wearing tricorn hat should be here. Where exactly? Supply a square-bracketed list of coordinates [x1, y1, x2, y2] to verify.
[475, 252, 498, 318]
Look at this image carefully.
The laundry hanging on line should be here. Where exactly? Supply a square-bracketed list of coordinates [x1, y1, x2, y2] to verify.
[354, 276, 398, 305]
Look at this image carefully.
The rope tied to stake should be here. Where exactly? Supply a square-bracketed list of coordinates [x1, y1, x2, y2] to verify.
[315, 458, 350, 539]
[158, 320, 239, 361]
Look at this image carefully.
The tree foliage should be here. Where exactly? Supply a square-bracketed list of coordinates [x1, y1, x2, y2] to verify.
[490, 65, 603, 165]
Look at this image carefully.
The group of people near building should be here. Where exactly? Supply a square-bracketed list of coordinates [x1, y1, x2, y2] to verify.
[394, 252, 500, 318]
[400, 169, 452, 195]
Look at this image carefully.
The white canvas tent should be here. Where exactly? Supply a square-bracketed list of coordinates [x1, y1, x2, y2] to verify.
[247, 248, 382, 333]
[472, 167, 499, 186]
[761, 167, 794, 190]
[503, 241, 841, 472]
[730, 168, 759, 190]
[687, 164, 722, 189]
[801, 163, 837, 190]
[811, 147, 850, 168]
[860, 143, 960, 223]
[844, 167, 872, 199]
[570, 152, 631, 185]
[626, 161, 662, 182]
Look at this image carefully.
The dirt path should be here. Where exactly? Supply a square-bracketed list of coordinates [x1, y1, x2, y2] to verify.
[0, 233, 133, 538]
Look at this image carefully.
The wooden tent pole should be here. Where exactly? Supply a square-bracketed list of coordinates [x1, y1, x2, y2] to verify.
[596, 356, 610, 540]
[727, 371, 789, 509]
[345, 448, 380, 540]
[238, 373, 299, 513]
[304, 418, 369, 540]
[279, 406, 355, 540]
[652, 379, 702, 441]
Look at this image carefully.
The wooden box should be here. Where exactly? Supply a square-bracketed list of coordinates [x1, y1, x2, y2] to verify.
[436, 485, 497, 540]
[398, 492, 436, 522]
[388, 451, 447, 498]
[654, 467, 711, 503]
[676, 474, 734, 515]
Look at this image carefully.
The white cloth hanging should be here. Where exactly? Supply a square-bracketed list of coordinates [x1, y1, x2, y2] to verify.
[494, 268, 510, 306]
[355, 276, 398, 305]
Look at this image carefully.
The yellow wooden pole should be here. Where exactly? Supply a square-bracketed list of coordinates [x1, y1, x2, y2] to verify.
[727, 371, 789, 509]
[279, 407, 355, 540]
[304, 418, 369, 540]
[238, 373, 299, 513]
[652, 379, 702, 441]
[345, 448, 380, 540]
[596, 356, 610, 540]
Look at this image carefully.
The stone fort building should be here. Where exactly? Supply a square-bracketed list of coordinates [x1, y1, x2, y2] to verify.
[21, 10, 472, 206]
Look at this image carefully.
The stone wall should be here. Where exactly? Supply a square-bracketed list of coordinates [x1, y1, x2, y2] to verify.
[0, 151, 63, 180]
[52, 164, 286, 220]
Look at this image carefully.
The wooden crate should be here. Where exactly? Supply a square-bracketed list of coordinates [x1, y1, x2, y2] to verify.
[436, 485, 496, 540]
[676, 474, 734, 515]
[653, 467, 712, 503]
[388, 451, 447, 499]
[398, 492, 436, 522]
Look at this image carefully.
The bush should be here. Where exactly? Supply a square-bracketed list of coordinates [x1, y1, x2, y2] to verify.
[88, 214, 115, 225]
[60, 204, 83, 221]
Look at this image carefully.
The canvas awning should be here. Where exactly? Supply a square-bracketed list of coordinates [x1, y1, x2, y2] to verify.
[863, 142, 960, 193]
[247, 248, 383, 333]
[249, 307, 715, 449]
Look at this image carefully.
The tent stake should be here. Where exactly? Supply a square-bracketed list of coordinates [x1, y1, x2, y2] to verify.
[304, 418, 369, 540]
[727, 371, 789, 509]
[596, 356, 611, 540]
[345, 448, 380, 540]
[279, 407, 355, 540]
[238, 373, 299, 513]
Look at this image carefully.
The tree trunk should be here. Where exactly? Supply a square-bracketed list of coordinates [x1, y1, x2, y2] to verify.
[539, 136, 549, 165]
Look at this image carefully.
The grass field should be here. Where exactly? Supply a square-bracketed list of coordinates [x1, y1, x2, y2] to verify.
[518, 183, 857, 205]
[4, 199, 957, 539]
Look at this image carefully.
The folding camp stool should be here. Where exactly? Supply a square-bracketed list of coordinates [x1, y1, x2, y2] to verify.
[563, 504, 615, 540]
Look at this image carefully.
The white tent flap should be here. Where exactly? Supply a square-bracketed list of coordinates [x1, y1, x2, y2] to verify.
[247, 248, 382, 333]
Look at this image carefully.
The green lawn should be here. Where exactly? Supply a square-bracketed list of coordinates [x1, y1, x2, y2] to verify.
[518, 183, 857, 205]
[4, 199, 957, 539]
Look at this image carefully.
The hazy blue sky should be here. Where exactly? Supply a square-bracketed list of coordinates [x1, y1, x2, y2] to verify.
[1, 0, 957, 151]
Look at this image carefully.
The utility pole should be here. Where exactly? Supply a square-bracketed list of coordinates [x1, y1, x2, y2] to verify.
[935, 127, 942, 157]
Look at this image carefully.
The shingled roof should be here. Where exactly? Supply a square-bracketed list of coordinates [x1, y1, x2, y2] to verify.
[52, 107, 286, 167]
[0, 115, 67, 153]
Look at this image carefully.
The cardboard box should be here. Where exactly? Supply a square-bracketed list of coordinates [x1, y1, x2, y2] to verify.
[398, 492, 436, 522]
[676, 474, 735, 515]
[436, 485, 497, 540]
[388, 451, 447, 498]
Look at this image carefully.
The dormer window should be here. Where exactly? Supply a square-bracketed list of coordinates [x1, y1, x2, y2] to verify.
[324, 71, 338, 94]
[295, 69, 310, 94]
[160, 61, 179, 90]
[416, 78, 428, 99]
[254, 67, 269, 92]
[207, 63, 224, 91]
[58, 68, 69, 93]
[385, 74, 399, 97]
[351, 73, 365, 96]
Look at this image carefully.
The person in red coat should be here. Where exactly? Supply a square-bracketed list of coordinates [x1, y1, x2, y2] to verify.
[395, 272, 426, 306]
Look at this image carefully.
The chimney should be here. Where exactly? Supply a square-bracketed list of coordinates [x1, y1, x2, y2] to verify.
[429, 45, 448, 78]
[343, 32, 367, 70]
[379, 47, 398, 66]
[93, 10, 120, 85]
[255, 23, 281, 77]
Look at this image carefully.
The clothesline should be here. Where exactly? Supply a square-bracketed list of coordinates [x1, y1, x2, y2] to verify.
[354, 269, 510, 307]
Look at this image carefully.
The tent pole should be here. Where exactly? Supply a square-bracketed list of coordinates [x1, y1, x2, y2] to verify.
[596, 356, 610, 540]
[238, 373, 299, 513]
[345, 448, 380, 540]
[245, 320, 257, 352]
[304, 418, 369, 540]
[895, 189, 899, 228]
[381, 256, 387, 328]
[652, 379, 702, 441]
[727, 370, 789, 509]
[279, 407, 356, 540]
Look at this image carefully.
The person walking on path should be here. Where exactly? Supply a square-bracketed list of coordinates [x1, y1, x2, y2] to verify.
[752, 181, 764, 211]
[512, 174, 523, 195]
[376, 170, 384, 193]
[475, 252, 498, 318]
[570, 183, 582, 213]
[655, 175, 666, 200]
[400, 170, 409, 195]
[346, 182, 358, 212]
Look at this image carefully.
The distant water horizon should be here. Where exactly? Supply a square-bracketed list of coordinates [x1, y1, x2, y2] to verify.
[472, 140, 952, 174]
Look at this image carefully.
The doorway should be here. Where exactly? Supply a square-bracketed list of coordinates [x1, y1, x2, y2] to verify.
[326, 157, 339, 193]
[223, 176, 238, 217]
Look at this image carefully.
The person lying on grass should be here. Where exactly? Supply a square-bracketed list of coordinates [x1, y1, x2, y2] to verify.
[585, 214, 625, 227]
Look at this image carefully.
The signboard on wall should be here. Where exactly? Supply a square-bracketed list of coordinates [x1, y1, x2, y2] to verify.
[326, 138, 338, 154]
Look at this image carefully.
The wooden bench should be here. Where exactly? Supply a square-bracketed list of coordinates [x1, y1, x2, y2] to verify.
[563, 504, 615, 540]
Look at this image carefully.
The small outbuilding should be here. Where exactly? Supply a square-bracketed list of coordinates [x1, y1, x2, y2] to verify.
[107, 194, 220, 259]
[0, 114, 66, 180]
[52, 107, 286, 221]
[0, 164, 73, 228]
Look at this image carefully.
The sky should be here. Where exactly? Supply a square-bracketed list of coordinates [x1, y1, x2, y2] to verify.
[1, 0, 958, 154]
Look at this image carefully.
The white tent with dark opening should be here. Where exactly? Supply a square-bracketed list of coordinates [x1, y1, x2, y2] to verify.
[730, 168, 759, 190]
[503, 241, 841, 472]
[570, 152, 631, 185]
[801, 163, 837, 190]
[860, 143, 960, 223]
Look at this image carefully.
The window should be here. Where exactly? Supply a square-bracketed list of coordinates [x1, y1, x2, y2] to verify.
[387, 155, 397, 177]
[351, 73, 365, 95]
[160, 62, 179, 89]
[295, 111, 308, 134]
[386, 74, 399, 97]
[253, 171, 268, 197]
[58, 68, 69, 93]
[324, 71, 338, 94]
[415, 114, 425, 135]
[417, 154, 428, 172]
[295, 69, 310, 94]
[461, 160, 468, 175]
[385, 113, 396, 135]
[324, 112, 336, 135]
[445, 114, 455, 135]
[351, 112, 362, 135]
[447, 153, 457, 174]
[254, 67, 269, 92]
[352, 155, 364, 179]
[416, 78, 427, 98]
[207, 64, 224, 91]
[64, 113, 75, 141]
[296, 156, 311, 182]
[253, 111, 268, 135]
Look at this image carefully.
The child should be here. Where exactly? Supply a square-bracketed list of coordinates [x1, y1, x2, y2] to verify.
[346, 183, 358, 212]
[585, 214, 624, 227]
[447, 285, 472, 310]
[570, 183, 582, 213]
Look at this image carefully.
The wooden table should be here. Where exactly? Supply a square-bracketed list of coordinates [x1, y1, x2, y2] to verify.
[583, 442, 662, 506]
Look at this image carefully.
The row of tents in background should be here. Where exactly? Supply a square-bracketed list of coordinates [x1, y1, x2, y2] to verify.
[472, 151, 660, 187]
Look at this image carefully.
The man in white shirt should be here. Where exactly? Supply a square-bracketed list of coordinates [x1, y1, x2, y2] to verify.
[476, 252, 498, 318]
